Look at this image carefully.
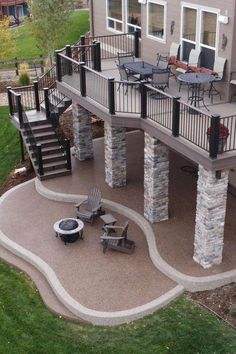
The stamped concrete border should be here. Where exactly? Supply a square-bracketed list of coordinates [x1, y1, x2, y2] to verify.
[0, 179, 183, 326]
[35, 178, 236, 291]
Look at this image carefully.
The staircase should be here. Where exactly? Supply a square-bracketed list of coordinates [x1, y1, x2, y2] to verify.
[8, 67, 73, 180]
[23, 120, 72, 180]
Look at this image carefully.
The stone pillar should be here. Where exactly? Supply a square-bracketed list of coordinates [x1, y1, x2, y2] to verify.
[194, 165, 229, 268]
[104, 123, 126, 188]
[144, 133, 169, 223]
[72, 103, 93, 161]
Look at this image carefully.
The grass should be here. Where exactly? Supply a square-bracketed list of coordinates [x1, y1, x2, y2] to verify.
[0, 106, 20, 185]
[11, 10, 89, 59]
[0, 261, 236, 353]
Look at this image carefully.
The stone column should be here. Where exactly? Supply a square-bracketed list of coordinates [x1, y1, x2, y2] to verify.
[104, 123, 126, 188]
[72, 103, 93, 161]
[144, 133, 169, 223]
[194, 165, 229, 268]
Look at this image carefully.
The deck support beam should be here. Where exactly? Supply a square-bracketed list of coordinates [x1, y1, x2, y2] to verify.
[144, 133, 169, 223]
[72, 103, 93, 161]
[104, 123, 126, 188]
[194, 165, 229, 268]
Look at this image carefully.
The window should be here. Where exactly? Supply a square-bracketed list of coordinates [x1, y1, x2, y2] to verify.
[147, 1, 166, 41]
[181, 5, 219, 69]
[127, 0, 141, 34]
[107, 0, 123, 32]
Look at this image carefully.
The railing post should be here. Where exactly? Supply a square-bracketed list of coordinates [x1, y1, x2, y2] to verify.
[19, 132, 25, 162]
[65, 45, 72, 76]
[65, 139, 72, 170]
[37, 144, 44, 176]
[108, 77, 115, 115]
[134, 30, 140, 58]
[80, 35, 86, 63]
[17, 95, 23, 128]
[94, 42, 101, 72]
[172, 97, 180, 137]
[15, 57, 19, 76]
[33, 81, 40, 111]
[55, 50, 62, 82]
[7, 86, 13, 116]
[44, 88, 50, 119]
[80, 62, 86, 97]
[209, 114, 220, 159]
[40, 55, 44, 75]
[92, 40, 97, 70]
[140, 83, 147, 118]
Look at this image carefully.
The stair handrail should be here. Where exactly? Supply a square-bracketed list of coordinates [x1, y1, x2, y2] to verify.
[44, 86, 72, 170]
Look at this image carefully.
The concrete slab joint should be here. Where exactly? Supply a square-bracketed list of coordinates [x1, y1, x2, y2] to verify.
[72, 103, 93, 161]
[104, 123, 127, 188]
[194, 165, 229, 268]
[144, 133, 169, 223]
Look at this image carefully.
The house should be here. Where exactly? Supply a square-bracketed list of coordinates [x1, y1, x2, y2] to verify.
[6, 1, 236, 272]
[0, 0, 28, 21]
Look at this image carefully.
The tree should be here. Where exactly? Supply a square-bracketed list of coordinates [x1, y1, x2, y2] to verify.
[0, 17, 16, 61]
[27, 0, 74, 64]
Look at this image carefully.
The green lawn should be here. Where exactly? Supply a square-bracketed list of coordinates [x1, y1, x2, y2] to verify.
[0, 261, 236, 354]
[0, 106, 20, 185]
[12, 10, 89, 59]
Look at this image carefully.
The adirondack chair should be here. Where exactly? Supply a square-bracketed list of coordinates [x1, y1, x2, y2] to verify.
[75, 188, 104, 224]
[100, 221, 135, 254]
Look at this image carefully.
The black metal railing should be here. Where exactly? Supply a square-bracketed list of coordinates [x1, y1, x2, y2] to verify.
[84, 66, 109, 108]
[37, 65, 56, 103]
[114, 80, 141, 114]
[178, 101, 212, 152]
[9, 85, 36, 110]
[220, 115, 236, 153]
[146, 86, 173, 130]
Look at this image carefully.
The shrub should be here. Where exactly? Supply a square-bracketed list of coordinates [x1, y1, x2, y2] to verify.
[18, 62, 30, 86]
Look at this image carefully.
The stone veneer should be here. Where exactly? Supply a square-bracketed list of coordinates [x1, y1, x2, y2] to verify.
[194, 165, 229, 268]
[144, 133, 169, 223]
[72, 103, 93, 161]
[104, 123, 126, 188]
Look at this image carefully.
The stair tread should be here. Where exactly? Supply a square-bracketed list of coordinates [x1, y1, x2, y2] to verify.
[34, 131, 56, 137]
[43, 161, 67, 167]
[42, 168, 71, 177]
[43, 153, 65, 159]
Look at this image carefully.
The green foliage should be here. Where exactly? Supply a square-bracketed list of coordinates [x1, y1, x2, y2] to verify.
[0, 17, 16, 60]
[0, 259, 236, 353]
[26, 0, 75, 61]
[0, 107, 20, 184]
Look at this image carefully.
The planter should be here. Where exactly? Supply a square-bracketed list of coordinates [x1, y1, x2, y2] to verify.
[218, 136, 228, 154]
[207, 124, 229, 155]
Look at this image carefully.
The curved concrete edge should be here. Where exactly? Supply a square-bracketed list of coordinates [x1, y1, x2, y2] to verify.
[0, 179, 184, 326]
[35, 178, 236, 291]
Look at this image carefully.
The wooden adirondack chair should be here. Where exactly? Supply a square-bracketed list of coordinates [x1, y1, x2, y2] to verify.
[75, 188, 104, 224]
[100, 221, 135, 254]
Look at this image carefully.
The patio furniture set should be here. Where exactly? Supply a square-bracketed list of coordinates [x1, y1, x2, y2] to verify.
[116, 43, 228, 108]
[53, 187, 135, 254]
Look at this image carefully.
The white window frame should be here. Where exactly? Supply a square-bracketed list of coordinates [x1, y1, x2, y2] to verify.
[146, 0, 167, 43]
[126, 0, 142, 34]
[106, 0, 124, 33]
[180, 2, 220, 60]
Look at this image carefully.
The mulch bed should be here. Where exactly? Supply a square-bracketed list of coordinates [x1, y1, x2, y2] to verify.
[1, 108, 236, 329]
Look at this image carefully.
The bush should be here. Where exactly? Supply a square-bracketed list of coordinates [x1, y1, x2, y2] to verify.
[18, 62, 30, 86]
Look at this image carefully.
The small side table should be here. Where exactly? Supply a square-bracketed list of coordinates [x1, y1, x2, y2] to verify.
[100, 214, 117, 230]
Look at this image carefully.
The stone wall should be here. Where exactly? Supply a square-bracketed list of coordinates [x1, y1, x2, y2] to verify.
[194, 166, 229, 268]
[104, 123, 126, 188]
[144, 133, 169, 223]
[72, 103, 93, 161]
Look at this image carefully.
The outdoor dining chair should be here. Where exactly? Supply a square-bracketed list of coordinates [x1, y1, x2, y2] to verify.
[176, 49, 201, 91]
[151, 68, 169, 92]
[117, 64, 140, 94]
[117, 52, 135, 66]
[205, 57, 226, 103]
[156, 54, 169, 71]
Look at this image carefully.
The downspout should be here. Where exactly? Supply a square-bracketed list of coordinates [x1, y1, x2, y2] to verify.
[89, 0, 94, 36]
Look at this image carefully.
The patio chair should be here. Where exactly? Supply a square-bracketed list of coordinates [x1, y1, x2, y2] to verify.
[156, 54, 169, 71]
[168, 42, 180, 78]
[75, 187, 105, 224]
[176, 49, 201, 91]
[100, 221, 135, 254]
[117, 64, 140, 94]
[117, 52, 135, 66]
[150, 68, 169, 92]
[204, 57, 226, 103]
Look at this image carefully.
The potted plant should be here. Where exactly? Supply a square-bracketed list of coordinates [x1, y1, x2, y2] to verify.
[207, 123, 229, 154]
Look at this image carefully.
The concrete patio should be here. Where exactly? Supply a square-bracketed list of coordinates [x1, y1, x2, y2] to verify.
[1, 131, 236, 325]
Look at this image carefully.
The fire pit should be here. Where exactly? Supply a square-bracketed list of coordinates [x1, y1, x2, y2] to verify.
[53, 218, 84, 245]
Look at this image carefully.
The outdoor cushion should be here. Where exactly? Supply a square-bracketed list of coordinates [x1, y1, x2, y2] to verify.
[169, 56, 177, 65]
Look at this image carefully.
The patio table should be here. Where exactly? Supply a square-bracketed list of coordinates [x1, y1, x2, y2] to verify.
[178, 72, 214, 110]
[124, 61, 158, 80]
